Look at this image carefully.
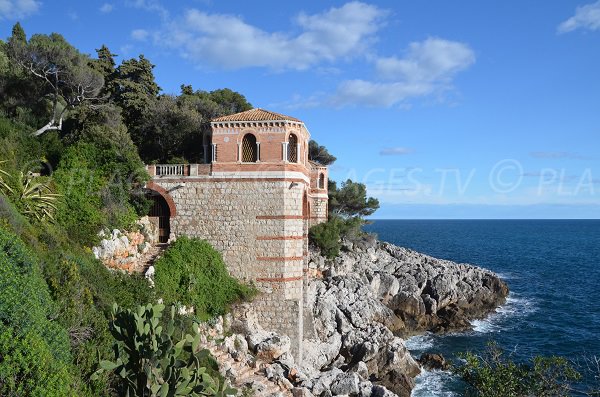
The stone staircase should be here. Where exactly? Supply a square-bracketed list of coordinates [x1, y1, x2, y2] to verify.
[135, 243, 168, 273]
[205, 341, 293, 397]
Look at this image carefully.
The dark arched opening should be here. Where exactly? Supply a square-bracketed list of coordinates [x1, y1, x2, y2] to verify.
[242, 133, 258, 162]
[288, 134, 298, 163]
[146, 190, 171, 243]
[318, 173, 325, 189]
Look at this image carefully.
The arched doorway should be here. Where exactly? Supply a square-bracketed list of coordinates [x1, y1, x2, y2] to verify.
[146, 190, 171, 243]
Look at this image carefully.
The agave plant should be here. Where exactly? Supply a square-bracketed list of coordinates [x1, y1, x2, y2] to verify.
[0, 161, 12, 194]
[11, 171, 60, 222]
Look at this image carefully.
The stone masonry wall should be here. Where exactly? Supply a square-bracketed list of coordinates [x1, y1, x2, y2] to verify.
[154, 177, 307, 360]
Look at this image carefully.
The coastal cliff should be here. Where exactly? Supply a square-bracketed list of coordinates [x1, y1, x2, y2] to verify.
[211, 237, 508, 397]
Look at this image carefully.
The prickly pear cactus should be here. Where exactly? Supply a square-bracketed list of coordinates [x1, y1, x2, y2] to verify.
[92, 303, 237, 396]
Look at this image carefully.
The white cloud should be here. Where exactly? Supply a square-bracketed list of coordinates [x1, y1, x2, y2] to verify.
[160, 2, 386, 70]
[331, 38, 475, 107]
[0, 0, 40, 19]
[131, 29, 149, 41]
[380, 147, 414, 156]
[558, 0, 600, 33]
[99, 3, 113, 13]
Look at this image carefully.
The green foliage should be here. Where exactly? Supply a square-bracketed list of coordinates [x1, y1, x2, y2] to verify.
[309, 216, 364, 259]
[454, 342, 583, 397]
[53, 139, 147, 245]
[137, 94, 203, 163]
[309, 217, 342, 258]
[0, 325, 75, 397]
[93, 303, 236, 397]
[154, 237, 256, 321]
[113, 54, 160, 130]
[1, 170, 59, 222]
[0, 161, 10, 192]
[308, 139, 337, 166]
[328, 179, 380, 218]
[0, 227, 77, 396]
[6, 26, 104, 135]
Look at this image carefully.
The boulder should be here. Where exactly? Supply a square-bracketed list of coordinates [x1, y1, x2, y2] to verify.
[255, 334, 291, 361]
[330, 373, 360, 395]
[417, 353, 449, 371]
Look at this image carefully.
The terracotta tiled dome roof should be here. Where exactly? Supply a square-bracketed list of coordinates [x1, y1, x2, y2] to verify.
[212, 108, 302, 123]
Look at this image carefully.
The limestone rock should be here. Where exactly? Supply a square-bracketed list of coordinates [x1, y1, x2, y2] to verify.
[301, 237, 509, 397]
[417, 353, 449, 371]
[330, 373, 360, 396]
[255, 334, 291, 361]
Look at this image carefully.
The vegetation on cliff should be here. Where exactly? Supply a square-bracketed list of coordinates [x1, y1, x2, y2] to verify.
[154, 237, 256, 321]
[0, 23, 253, 395]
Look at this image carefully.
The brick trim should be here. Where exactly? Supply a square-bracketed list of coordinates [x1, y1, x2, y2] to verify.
[257, 256, 304, 261]
[256, 235, 305, 241]
[256, 215, 304, 220]
[153, 178, 307, 184]
[145, 182, 177, 217]
[255, 276, 303, 282]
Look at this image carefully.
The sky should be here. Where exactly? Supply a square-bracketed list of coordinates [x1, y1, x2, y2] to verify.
[1, 0, 600, 219]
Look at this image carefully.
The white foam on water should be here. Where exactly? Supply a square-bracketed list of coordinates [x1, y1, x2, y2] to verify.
[411, 369, 459, 397]
[472, 294, 536, 334]
[405, 333, 435, 352]
[494, 271, 519, 280]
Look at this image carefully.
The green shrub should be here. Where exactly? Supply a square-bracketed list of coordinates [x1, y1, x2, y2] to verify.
[309, 216, 365, 259]
[309, 218, 342, 259]
[154, 236, 255, 321]
[454, 342, 582, 397]
[0, 325, 75, 397]
[0, 227, 77, 395]
[53, 140, 147, 245]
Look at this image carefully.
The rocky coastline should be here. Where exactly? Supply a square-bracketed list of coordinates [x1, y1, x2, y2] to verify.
[210, 236, 509, 397]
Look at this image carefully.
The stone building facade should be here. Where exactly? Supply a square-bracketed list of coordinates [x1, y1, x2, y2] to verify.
[144, 109, 328, 361]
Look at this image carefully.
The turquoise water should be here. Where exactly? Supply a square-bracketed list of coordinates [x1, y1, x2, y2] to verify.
[363, 220, 600, 396]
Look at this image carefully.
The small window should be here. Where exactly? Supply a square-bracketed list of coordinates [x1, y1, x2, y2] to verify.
[288, 134, 298, 163]
[318, 173, 325, 189]
[242, 133, 258, 162]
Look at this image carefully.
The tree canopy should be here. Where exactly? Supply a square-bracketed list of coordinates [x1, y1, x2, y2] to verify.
[7, 29, 104, 136]
[328, 179, 380, 218]
[309, 139, 337, 165]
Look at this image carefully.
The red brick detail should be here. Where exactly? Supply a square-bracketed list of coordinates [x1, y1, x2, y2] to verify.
[255, 276, 303, 282]
[212, 163, 310, 174]
[256, 215, 304, 220]
[152, 178, 307, 184]
[256, 256, 304, 261]
[256, 235, 305, 241]
[146, 181, 177, 217]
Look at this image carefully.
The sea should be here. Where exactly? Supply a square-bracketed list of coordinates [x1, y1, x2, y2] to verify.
[363, 220, 600, 397]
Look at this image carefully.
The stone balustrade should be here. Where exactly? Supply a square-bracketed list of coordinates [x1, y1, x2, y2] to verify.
[146, 164, 212, 178]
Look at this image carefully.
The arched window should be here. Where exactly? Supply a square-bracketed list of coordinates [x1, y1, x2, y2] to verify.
[242, 133, 258, 162]
[288, 134, 298, 163]
[318, 173, 325, 189]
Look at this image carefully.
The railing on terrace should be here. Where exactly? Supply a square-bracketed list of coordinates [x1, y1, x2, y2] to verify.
[146, 164, 212, 177]
[157, 164, 186, 176]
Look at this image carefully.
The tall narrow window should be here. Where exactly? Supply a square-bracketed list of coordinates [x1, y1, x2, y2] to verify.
[288, 134, 298, 163]
[319, 173, 325, 189]
[242, 133, 258, 162]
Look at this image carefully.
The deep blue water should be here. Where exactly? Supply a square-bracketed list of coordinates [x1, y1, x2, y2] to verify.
[363, 220, 600, 396]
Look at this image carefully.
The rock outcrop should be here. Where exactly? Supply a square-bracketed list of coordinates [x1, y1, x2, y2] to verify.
[203, 237, 508, 397]
[299, 237, 508, 396]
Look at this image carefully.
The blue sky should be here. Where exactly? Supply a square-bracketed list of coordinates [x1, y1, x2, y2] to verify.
[2, 0, 600, 219]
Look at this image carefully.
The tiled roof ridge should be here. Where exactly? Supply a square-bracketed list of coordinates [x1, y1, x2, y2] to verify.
[212, 108, 302, 123]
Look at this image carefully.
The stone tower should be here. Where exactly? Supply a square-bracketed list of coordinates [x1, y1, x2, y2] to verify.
[145, 108, 328, 361]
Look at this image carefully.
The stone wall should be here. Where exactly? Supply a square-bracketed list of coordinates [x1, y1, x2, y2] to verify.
[153, 176, 307, 360]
